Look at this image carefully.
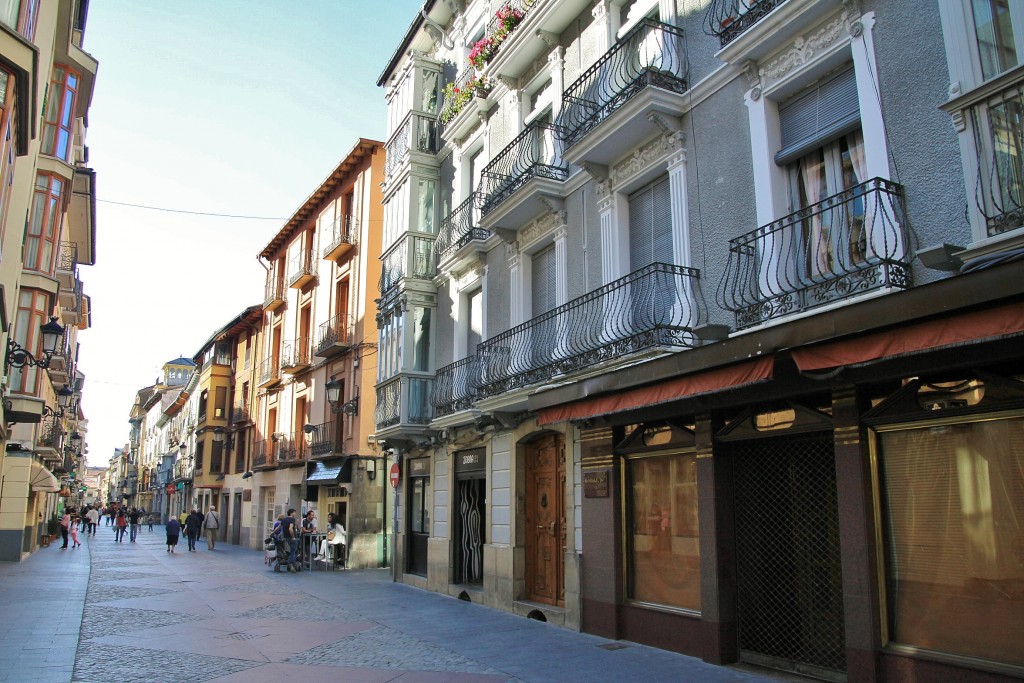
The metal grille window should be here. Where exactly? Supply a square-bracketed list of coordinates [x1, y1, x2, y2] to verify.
[729, 432, 846, 677]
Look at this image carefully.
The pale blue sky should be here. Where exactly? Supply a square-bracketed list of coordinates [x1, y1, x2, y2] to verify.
[76, 1, 422, 465]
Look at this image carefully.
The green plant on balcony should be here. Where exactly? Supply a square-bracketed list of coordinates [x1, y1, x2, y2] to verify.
[469, 4, 525, 69]
[441, 75, 489, 124]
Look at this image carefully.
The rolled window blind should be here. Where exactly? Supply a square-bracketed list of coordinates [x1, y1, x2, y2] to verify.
[775, 66, 860, 165]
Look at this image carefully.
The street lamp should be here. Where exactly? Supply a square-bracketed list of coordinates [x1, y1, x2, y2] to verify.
[326, 378, 358, 416]
[325, 378, 342, 405]
[6, 317, 65, 369]
[212, 427, 224, 443]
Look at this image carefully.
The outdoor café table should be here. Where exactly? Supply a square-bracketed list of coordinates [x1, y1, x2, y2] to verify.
[304, 532, 327, 571]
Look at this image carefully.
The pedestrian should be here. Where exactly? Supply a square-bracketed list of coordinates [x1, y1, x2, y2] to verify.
[86, 506, 99, 536]
[114, 509, 128, 542]
[184, 509, 201, 551]
[165, 516, 180, 553]
[147, 510, 154, 532]
[281, 508, 299, 571]
[203, 506, 220, 550]
[59, 509, 71, 549]
[129, 507, 141, 542]
[300, 510, 317, 564]
[106, 507, 115, 527]
[69, 513, 81, 548]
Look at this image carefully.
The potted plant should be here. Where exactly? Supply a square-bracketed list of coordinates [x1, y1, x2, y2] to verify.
[440, 75, 489, 124]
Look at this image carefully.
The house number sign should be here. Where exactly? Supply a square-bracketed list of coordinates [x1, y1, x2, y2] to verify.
[583, 471, 609, 498]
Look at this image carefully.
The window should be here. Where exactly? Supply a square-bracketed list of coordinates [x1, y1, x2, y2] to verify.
[466, 288, 483, 354]
[628, 176, 672, 271]
[10, 288, 49, 394]
[627, 452, 700, 611]
[410, 476, 431, 534]
[199, 390, 208, 421]
[214, 386, 227, 419]
[417, 178, 436, 234]
[876, 416, 1024, 668]
[234, 434, 247, 474]
[41, 66, 80, 163]
[24, 173, 64, 274]
[971, 0, 1023, 80]
[210, 441, 222, 474]
[214, 343, 231, 366]
[195, 442, 205, 471]
[531, 244, 557, 317]
[0, 69, 16, 254]
[0, 0, 39, 38]
[412, 306, 432, 372]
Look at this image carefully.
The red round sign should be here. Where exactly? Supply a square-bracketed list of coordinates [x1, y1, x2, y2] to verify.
[389, 463, 401, 489]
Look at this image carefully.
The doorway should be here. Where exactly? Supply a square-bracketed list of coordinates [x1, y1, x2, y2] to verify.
[524, 433, 565, 607]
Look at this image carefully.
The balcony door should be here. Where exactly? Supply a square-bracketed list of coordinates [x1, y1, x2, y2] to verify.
[530, 245, 557, 369]
[628, 177, 676, 331]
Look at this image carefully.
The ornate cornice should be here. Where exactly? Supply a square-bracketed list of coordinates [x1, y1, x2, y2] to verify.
[611, 131, 685, 189]
[758, 11, 853, 88]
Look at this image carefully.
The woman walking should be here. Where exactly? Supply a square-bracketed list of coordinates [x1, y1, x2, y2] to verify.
[114, 509, 128, 542]
[165, 515, 181, 553]
[69, 511, 81, 548]
[184, 509, 201, 551]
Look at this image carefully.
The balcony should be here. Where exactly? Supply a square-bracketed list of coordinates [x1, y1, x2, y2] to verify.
[703, 0, 785, 47]
[476, 262, 707, 400]
[479, 121, 568, 228]
[440, 70, 493, 142]
[257, 355, 281, 389]
[59, 278, 83, 325]
[263, 277, 285, 312]
[559, 19, 688, 167]
[288, 250, 316, 289]
[436, 194, 491, 271]
[55, 242, 77, 290]
[432, 356, 480, 419]
[963, 72, 1024, 238]
[717, 178, 911, 330]
[315, 314, 355, 358]
[231, 400, 250, 425]
[308, 420, 343, 458]
[46, 330, 72, 383]
[322, 214, 358, 262]
[254, 434, 306, 469]
[36, 418, 64, 461]
[374, 375, 433, 432]
[384, 111, 438, 185]
[378, 234, 435, 299]
[280, 337, 311, 374]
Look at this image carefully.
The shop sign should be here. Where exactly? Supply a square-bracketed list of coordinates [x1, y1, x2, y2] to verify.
[409, 457, 430, 477]
[454, 448, 485, 474]
[583, 470, 609, 498]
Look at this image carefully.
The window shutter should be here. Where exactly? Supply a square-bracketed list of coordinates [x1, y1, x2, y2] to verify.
[775, 66, 860, 165]
[629, 176, 672, 270]
[531, 245, 556, 316]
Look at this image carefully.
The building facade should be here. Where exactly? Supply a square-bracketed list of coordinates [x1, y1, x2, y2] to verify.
[253, 139, 390, 567]
[377, 1, 1024, 681]
[0, 0, 98, 561]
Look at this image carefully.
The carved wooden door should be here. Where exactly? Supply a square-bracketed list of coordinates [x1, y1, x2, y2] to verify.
[525, 433, 565, 606]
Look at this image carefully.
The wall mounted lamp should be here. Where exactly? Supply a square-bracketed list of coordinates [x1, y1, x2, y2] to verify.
[5, 317, 64, 370]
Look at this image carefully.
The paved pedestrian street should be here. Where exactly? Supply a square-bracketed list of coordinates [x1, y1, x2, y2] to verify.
[0, 526, 780, 683]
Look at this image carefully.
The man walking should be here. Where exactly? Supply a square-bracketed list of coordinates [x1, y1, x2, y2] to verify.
[86, 506, 99, 536]
[129, 507, 141, 542]
[203, 506, 220, 550]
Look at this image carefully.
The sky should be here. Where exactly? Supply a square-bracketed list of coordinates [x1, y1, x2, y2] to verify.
[75, 1, 422, 467]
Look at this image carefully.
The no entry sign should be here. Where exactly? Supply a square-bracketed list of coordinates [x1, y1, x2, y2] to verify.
[389, 462, 400, 489]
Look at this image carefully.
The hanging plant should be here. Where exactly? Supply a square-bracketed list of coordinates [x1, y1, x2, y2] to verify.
[468, 4, 525, 69]
[441, 75, 489, 124]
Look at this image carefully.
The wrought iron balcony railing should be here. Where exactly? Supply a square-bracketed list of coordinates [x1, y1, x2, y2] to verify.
[263, 277, 285, 309]
[436, 194, 490, 266]
[375, 375, 433, 430]
[432, 355, 480, 418]
[476, 262, 706, 399]
[288, 250, 316, 287]
[702, 0, 784, 46]
[967, 75, 1024, 237]
[308, 420, 343, 458]
[560, 19, 687, 150]
[280, 337, 310, 371]
[316, 313, 355, 355]
[717, 177, 911, 330]
[479, 121, 568, 216]
[322, 214, 358, 259]
[378, 234, 435, 297]
[231, 400, 250, 424]
[385, 112, 438, 182]
[258, 355, 281, 386]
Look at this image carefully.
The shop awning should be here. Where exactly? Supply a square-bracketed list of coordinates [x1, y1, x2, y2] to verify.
[537, 356, 774, 425]
[307, 458, 349, 484]
[791, 301, 1024, 372]
[30, 465, 60, 492]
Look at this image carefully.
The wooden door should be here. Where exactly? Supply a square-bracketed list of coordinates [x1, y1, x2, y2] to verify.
[525, 433, 565, 606]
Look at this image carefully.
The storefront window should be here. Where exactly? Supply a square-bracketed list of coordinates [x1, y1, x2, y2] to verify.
[627, 453, 700, 611]
[877, 416, 1024, 668]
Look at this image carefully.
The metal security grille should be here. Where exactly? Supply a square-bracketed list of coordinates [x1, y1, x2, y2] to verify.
[730, 432, 847, 677]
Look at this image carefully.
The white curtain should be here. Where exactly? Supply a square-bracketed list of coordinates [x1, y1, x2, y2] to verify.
[799, 154, 828, 276]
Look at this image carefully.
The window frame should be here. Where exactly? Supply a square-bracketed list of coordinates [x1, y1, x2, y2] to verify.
[41, 65, 80, 163]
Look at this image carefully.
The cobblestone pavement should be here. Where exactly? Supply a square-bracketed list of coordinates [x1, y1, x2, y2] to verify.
[24, 524, 782, 682]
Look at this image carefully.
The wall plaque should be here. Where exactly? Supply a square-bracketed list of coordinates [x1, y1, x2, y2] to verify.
[583, 470, 609, 498]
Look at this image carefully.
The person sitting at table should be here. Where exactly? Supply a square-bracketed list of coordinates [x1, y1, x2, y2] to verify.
[315, 512, 346, 567]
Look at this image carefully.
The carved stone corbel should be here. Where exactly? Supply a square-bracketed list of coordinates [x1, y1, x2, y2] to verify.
[581, 162, 609, 183]
[536, 30, 558, 49]
[742, 60, 762, 101]
[495, 228, 518, 243]
[495, 73, 518, 91]
[538, 195, 566, 224]
[647, 111, 681, 135]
